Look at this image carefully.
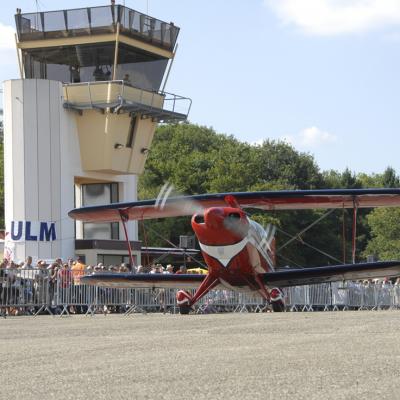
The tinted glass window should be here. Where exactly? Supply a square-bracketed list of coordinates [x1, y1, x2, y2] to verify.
[82, 183, 119, 240]
[23, 42, 168, 90]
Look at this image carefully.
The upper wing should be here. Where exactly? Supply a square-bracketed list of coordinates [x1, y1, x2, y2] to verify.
[69, 188, 400, 222]
[262, 261, 400, 287]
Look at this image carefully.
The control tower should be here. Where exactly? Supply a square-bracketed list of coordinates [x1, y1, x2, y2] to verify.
[3, 4, 190, 265]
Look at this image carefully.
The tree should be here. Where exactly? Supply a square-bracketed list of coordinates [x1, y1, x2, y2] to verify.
[254, 140, 324, 189]
[363, 208, 400, 260]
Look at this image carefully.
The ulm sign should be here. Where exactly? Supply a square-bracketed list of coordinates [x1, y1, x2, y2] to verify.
[9, 221, 57, 242]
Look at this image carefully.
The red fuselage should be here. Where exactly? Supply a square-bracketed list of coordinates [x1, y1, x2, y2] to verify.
[191, 207, 275, 292]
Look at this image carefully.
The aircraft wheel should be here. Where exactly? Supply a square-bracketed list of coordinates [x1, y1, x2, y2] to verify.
[271, 300, 285, 312]
[179, 304, 191, 315]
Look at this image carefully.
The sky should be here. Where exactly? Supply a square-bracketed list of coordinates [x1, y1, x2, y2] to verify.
[1, 0, 400, 174]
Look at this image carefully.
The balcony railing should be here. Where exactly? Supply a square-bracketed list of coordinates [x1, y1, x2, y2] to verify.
[63, 81, 191, 122]
[15, 5, 179, 51]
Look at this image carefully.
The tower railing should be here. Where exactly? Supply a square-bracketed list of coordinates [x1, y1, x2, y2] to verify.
[16, 5, 179, 51]
[63, 80, 191, 122]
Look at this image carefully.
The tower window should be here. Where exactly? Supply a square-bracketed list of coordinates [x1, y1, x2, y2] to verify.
[126, 116, 137, 148]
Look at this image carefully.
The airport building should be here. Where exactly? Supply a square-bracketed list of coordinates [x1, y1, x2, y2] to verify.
[3, 3, 190, 265]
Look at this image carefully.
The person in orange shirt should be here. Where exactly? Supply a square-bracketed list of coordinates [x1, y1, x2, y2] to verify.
[71, 257, 86, 313]
[71, 257, 86, 285]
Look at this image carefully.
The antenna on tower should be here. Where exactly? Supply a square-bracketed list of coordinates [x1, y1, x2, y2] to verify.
[35, 0, 44, 12]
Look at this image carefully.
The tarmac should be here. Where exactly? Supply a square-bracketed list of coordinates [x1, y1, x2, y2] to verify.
[1, 311, 400, 400]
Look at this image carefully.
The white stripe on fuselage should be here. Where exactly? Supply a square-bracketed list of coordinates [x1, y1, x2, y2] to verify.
[199, 237, 248, 267]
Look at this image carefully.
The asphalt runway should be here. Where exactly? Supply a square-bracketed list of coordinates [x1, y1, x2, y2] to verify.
[1, 311, 400, 400]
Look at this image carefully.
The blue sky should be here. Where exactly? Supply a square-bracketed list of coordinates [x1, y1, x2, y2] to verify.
[1, 0, 400, 174]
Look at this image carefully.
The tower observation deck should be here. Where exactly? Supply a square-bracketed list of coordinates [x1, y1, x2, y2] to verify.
[15, 3, 191, 174]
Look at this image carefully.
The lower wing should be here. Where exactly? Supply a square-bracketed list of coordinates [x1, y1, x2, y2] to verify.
[81, 273, 209, 290]
[82, 261, 400, 290]
[262, 261, 400, 287]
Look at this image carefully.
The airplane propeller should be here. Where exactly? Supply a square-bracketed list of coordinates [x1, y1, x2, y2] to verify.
[155, 182, 206, 216]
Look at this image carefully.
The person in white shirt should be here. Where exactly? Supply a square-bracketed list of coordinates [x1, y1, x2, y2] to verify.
[164, 264, 174, 274]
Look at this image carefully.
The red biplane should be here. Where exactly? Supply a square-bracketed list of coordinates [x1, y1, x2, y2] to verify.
[69, 188, 400, 313]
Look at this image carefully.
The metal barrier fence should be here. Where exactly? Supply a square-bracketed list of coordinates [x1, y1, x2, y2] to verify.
[1, 268, 400, 316]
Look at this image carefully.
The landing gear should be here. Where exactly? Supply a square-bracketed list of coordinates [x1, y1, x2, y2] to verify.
[178, 304, 192, 315]
[176, 290, 193, 315]
[270, 288, 285, 312]
[271, 300, 285, 312]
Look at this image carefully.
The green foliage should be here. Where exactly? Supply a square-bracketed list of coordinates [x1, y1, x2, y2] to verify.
[364, 208, 400, 260]
[322, 168, 362, 189]
[357, 167, 400, 189]
[254, 140, 323, 189]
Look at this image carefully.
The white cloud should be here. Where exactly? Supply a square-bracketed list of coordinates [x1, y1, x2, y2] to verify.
[251, 139, 264, 146]
[0, 23, 16, 50]
[265, 0, 400, 35]
[282, 126, 337, 149]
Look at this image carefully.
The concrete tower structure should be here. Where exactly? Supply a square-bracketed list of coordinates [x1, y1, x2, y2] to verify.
[3, 4, 190, 265]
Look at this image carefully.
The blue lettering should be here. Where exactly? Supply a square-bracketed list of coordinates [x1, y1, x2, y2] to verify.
[39, 222, 56, 241]
[11, 221, 23, 240]
[25, 221, 37, 241]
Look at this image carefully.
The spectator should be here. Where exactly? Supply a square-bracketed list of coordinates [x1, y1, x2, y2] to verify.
[35, 261, 49, 309]
[57, 263, 72, 309]
[378, 277, 392, 310]
[71, 257, 85, 285]
[119, 264, 129, 273]
[109, 265, 118, 273]
[155, 264, 164, 274]
[0, 261, 6, 317]
[23, 256, 34, 269]
[394, 278, 400, 307]
[3, 261, 20, 315]
[93, 264, 101, 273]
[136, 265, 144, 273]
[123, 73, 131, 85]
[47, 263, 59, 310]
[55, 258, 63, 268]
[71, 258, 86, 313]
[20, 257, 35, 305]
[164, 264, 174, 274]
[175, 265, 187, 274]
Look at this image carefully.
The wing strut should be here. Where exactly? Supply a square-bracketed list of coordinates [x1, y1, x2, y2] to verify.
[342, 205, 346, 264]
[119, 209, 136, 270]
[351, 198, 359, 264]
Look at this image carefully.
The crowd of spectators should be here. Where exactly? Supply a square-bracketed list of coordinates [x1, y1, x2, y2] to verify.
[0, 256, 194, 276]
[0, 256, 200, 316]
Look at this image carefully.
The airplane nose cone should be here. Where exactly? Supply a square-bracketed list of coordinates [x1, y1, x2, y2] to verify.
[204, 208, 225, 229]
[191, 207, 249, 246]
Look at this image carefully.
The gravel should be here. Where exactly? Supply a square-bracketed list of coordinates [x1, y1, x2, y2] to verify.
[1, 311, 399, 400]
